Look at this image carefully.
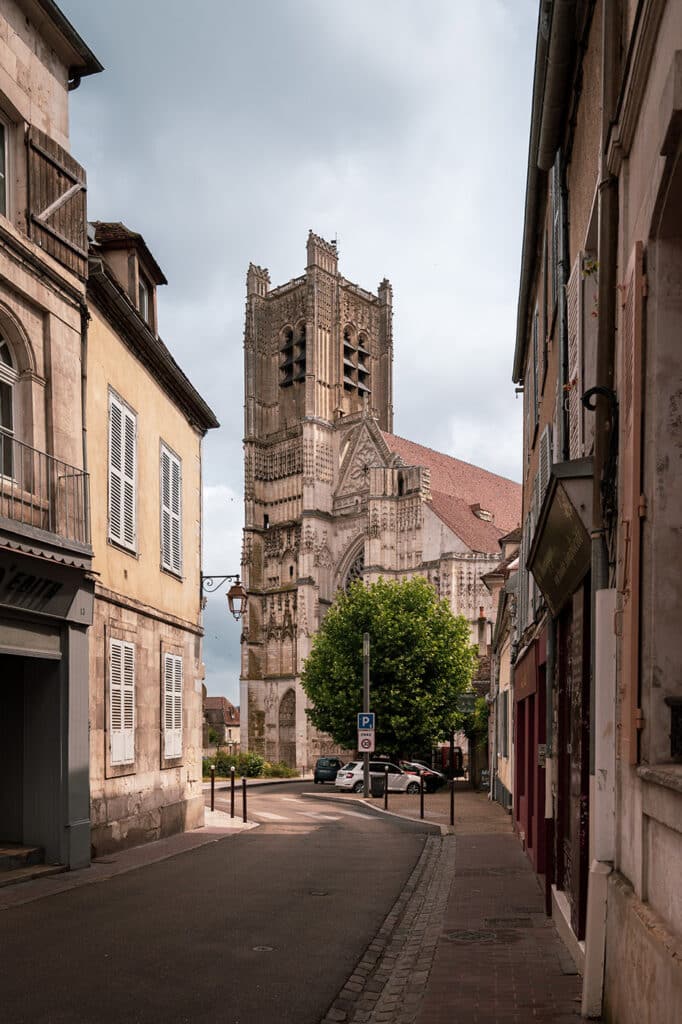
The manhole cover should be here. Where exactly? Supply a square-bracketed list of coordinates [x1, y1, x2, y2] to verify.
[484, 917, 532, 928]
[252, 945, 275, 952]
[445, 929, 497, 944]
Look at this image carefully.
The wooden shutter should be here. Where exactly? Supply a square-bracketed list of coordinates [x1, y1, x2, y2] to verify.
[109, 393, 136, 550]
[160, 445, 182, 574]
[164, 653, 183, 758]
[26, 126, 87, 278]
[110, 639, 135, 765]
[617, 241, 645, 765]
[566, 255, 583, 459]
[539, 425, 552, 502]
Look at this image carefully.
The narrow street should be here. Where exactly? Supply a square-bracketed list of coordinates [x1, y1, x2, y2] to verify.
[0, 783, 432, 1024]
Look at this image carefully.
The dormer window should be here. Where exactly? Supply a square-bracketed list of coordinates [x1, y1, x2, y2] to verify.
[138, 273, 150, 324]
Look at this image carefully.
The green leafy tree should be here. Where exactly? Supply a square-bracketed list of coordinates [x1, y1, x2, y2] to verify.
[301, 577, 477, 755]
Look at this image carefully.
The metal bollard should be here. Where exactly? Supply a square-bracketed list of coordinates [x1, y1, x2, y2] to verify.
[210, 764, 216, 812]
[450, 777, 455, 827]
[230, 766, 235, 818]
[384, 764, 389, 810]
[242, 776, 247, 823]
[419, 771, 425, 819]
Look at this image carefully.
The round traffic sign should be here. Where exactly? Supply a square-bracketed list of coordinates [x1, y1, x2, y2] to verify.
[359, 737, 372, 750]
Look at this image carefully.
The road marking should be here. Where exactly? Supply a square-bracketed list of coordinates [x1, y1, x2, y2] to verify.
[334, 808, 381, 819]
[298, 812, 342, 821]
[253, 811, 288, 820]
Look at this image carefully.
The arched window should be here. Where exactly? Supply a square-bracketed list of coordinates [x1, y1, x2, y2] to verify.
[0, 338, 16, 476]
[345, 549, 365, 590]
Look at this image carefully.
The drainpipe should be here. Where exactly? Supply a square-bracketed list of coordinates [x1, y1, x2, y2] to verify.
[581, 1, 621, 1017]
[80, 300, 90, 544]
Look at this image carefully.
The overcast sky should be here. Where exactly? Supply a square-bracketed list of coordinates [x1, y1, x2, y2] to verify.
[60, 0, 536, 706]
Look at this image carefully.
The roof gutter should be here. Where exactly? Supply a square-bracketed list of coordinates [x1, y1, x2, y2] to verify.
[513, 0, 577, 383]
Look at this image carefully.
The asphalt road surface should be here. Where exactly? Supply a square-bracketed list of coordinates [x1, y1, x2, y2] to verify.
[0, 782, 430, 1024]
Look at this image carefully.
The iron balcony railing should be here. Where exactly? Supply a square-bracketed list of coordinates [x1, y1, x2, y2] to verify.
[0, 431, 90, 546]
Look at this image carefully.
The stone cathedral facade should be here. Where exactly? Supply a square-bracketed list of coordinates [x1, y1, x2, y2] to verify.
[240, 232, 521, 769]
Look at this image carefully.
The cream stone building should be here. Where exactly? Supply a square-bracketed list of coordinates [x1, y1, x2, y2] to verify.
[240, 232, 521, 770]
[86, 222, 218, 855]
[482, 528, 520, 812]
[0, 1, 101, 872]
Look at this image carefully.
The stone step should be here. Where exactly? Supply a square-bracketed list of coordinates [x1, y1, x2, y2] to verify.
[0, 844, 44, 872]
[0, 863, 66, 889]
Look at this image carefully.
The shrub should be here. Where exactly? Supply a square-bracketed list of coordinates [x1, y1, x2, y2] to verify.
[262, 761, 300, 778]
[203, 750, 266, 778]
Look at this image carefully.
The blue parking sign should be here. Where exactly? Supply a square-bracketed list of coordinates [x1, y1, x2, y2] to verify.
[357, 712, 375, 730]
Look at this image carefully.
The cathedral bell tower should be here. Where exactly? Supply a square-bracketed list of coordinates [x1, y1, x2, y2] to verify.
[240, 232, 393, 768]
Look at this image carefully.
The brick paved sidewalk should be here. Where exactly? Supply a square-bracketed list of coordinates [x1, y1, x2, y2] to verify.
[415, 830, 584, 1024]
[319, 787, 588, 1024]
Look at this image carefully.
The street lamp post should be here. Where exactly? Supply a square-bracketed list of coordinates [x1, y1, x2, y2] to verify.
[200, 573, 248, 621]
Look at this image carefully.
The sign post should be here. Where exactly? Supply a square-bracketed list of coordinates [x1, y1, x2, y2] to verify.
[363, 633, 370, 797]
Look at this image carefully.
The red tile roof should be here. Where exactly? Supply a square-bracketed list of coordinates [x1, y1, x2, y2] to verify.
[382, 432, 521, 554]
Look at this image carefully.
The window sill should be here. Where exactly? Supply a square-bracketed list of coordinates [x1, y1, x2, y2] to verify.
[638, 763, 682, 795]
[107, 536, 138, 559]
[106, 761, 136, 779]
[160, 565, 183, 582]
[638, 764, 682, 838]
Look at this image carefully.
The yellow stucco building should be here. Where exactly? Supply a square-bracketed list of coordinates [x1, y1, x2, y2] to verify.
[86, 222, 218, 855]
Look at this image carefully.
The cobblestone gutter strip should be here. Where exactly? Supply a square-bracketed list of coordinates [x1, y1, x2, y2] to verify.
[320, 834, 456, 1024]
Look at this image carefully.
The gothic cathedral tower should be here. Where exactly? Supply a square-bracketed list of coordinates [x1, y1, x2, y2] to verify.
[240, 232, 393, 768]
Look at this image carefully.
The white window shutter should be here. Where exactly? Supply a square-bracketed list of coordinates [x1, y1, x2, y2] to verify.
[123, 643, 135, 762]
[109, 400, 123, 544]
[123, 408, 136, 547]
[109, 393, 137, 550]
[160, 445, 182, 574]
[110, 639, 135, 765]
[164, 653, 183, 758]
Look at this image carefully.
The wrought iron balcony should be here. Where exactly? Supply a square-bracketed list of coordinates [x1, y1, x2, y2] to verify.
[0, 432, 90, 547]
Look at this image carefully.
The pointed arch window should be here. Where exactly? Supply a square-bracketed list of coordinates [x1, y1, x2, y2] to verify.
[345, 549, 365, 590]
[0, 338, 16, 477]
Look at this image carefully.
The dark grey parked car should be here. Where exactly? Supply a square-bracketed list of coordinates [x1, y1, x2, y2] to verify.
[314, 756, 343, 784]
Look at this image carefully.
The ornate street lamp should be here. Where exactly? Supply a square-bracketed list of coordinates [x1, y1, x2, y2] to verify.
[200, 573, 247, 621]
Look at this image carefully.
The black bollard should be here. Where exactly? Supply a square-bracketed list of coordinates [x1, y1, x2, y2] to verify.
[230, 766, 235, 818]
[210, 764, 216, 812]
[450, 777, 455, 827]
[242, 776, 247, 823]
[384, 765, 389, 810]
[420, 771, 425, 819]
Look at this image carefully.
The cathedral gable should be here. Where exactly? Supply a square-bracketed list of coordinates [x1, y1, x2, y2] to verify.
[335, 420, 391, 500]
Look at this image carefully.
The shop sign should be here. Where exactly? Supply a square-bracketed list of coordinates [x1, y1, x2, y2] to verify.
[0, 559, 75, 618]
[528, 482, 591, 617]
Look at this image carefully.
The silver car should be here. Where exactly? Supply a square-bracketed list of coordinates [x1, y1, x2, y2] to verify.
[335, 760, 421, 794]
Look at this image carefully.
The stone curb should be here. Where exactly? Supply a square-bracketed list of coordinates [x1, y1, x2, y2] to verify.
[319, 833, 455, 1024]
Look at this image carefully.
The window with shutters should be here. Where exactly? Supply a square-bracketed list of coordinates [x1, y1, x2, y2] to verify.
[108, 391, 137, 552]
[163, 652, 183, 759]
[110, 638, 135, 766]
[0, 339, 16, 477]
[160, 443, 182, 575]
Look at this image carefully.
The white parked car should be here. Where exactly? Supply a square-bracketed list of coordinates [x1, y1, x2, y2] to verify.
[335, 760, 421, 794]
